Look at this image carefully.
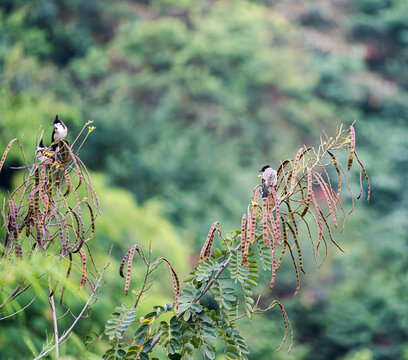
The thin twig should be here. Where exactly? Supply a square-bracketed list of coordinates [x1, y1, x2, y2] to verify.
[0, 296, 37, 320]
[134, 248, 152, 309]
[48, 278, 59, 359]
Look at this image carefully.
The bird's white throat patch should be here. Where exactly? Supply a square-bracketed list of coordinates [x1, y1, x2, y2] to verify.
[54, 123, 67, 138]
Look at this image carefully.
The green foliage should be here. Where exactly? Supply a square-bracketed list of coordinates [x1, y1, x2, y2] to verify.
[348, 0, 408, 85]
[194, 257, 220, 283]
[105, 304, 138, 342]
[212, 279, 237, 311]
[0, 0, 122, 65]
[257, 240, 273, 271]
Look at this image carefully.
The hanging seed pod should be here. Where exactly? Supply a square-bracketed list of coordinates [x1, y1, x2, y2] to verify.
[276, 222, 288, 269]
[355, 151, 371, 203]
[313, 172, 338, 228]
[78, 249, 87, 290]
[262, 197, 269, 247]
[247, 197, 258, 245]
[269, 233, 277, 291]
[15, 243, 23, 259]
[124, 245, 138, 295]
[0, 138, 18, 174]
[285, 238, 300, 297]
[327, 151, 342, 200]
[161, 258, 180, 309]
[8, 201, 18, 240]
[240, 214, 250, 267]
[199, 221, 218, 263]
[285, 220, 305, 274]
[300, 167, 312, 218]
[84, 202, 96, 243]
[119, 251, 130, 278]
[290, 147, 303, 192]
[348, 125, 355, 170]
[311, 191, 323, 250]
[270, 186, 281, 243]
[267, 300, 293, 353]
[45, 165, 54, 206]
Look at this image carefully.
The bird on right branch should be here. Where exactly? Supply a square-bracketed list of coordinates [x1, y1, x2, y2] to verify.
[259, 165, 277, 198]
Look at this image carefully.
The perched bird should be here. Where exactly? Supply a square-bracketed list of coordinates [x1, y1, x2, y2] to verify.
[35, 139, 55, 164]
[51, 115, 67, 151]
[259, 165, 277, 198]
[35, 139, 46, 162]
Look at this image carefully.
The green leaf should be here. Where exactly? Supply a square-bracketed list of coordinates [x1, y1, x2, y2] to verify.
[171, 330, 181, 339]
[105, 306, 138, 341]
[190, 303, 202, 313]
[246, 297, 254, 305]
[139, 352, 149, 360]
[226, 352, 239, 359]
[176, 303, 190, 313]
[170, 338, 181, 349]
[134, 323, 150, 336]
[226, 345, 238, 352]
[204, 344, 215, 359]
[184, 343, 194, 352]
[248, 273, 259, 278]
[246, 279, 258, 286]
[183, 310, 191, 321]
[223, 294, 237, 302]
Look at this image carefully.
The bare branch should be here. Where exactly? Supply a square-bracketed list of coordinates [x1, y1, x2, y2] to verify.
[48, 279, 59, 359]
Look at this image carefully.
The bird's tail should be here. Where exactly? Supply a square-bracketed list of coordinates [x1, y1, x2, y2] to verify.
[262, 186, 269, 198]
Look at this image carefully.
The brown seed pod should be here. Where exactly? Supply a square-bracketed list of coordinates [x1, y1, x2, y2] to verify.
[270, 187, 281, 243]
[262, 197, 269, 247]
[240, 214, 249, 267]
[0, 138, 18, 174]
[355, 151, 371, 203]
[313, 172, 338, 228]
[78, 249, 87, 290]
[199, 221, 219, 263]
[348, 125, 355, 171]
[290, 147, 304, 192]
[247, 201, 258, 245]
[311, 191, 323, 250]
[124, 245, 138, 295]
[160, 258, 180, 308]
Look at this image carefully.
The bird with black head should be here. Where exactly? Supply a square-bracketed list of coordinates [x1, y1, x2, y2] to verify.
[259, 165, 277, 198]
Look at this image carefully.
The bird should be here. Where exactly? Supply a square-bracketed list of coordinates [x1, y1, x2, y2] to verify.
[259, 165, 277, 198]
[35, 139, 46, 162]
[51, 115, 67, 151]
[35, 139, 56, 164]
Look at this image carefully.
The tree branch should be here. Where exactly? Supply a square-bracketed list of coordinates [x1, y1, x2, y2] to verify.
[48, 280, 59, 359]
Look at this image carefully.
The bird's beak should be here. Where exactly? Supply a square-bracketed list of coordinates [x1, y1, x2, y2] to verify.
[258, 174, 262, 178]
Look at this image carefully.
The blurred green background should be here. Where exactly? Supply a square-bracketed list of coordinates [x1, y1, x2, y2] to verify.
[0, 0, 407, 359]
